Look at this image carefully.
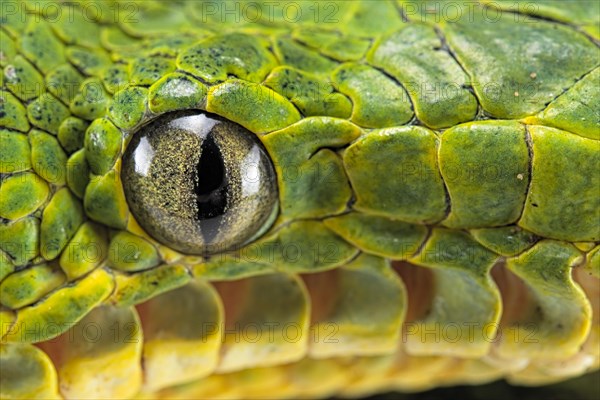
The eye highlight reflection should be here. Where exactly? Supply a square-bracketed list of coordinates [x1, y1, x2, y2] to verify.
[122, 111, 279, 255]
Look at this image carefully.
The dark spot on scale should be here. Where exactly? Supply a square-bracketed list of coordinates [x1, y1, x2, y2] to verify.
[532, 203, 538, 207]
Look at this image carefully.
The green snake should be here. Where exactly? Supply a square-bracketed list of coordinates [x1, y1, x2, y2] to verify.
[0, 0, 599, 398]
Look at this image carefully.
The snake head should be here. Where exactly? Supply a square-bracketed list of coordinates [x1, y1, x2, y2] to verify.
[0, 1, 599, 398]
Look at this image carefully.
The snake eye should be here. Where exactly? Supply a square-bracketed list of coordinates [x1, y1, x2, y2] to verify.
[122, 111, 278, 255]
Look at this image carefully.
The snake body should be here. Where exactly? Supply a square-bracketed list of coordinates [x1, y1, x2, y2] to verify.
[0, 0, 599, 399]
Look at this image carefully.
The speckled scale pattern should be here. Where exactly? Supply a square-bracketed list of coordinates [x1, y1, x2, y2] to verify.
[0, 0, 599, 399]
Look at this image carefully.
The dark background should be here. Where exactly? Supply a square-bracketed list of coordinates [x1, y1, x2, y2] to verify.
[362, 371, 600, 400]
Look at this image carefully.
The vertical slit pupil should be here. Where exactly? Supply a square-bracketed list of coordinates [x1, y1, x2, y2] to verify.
[195, 133, 228, 244]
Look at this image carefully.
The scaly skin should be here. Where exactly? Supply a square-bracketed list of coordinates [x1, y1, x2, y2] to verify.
[0, 0, 599, 399]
